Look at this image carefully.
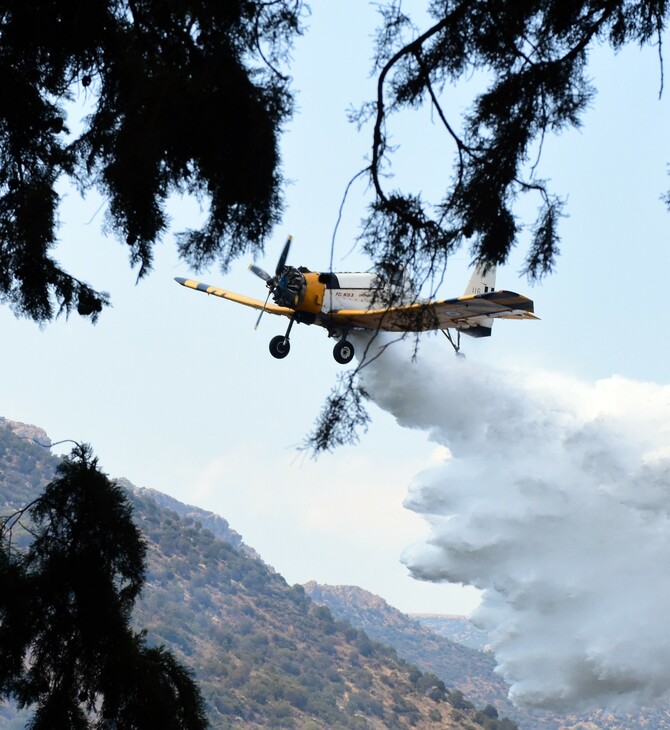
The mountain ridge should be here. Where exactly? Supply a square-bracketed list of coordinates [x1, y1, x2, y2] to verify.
[0, 417, 519, 730]
[303, 581, 522, 723]
[5, 417, 670, 729]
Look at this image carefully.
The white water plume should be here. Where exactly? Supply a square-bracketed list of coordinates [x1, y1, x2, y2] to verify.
[354, 332, 670, 712]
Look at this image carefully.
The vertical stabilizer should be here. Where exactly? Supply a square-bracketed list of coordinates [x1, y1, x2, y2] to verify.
[460, 264, 496, 337]
[463, 264, 496, 297]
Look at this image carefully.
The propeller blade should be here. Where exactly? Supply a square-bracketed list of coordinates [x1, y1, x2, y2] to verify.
[275, 234, 293, 276]
[254, 289, 273, 330]
[249, 263, 272, 282]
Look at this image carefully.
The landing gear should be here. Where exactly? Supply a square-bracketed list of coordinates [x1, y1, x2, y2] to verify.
[333, 339, 355, 364]
[269, 317, 296, 359]
[441, 328, 464, 357]
[269, 335, 290, 359]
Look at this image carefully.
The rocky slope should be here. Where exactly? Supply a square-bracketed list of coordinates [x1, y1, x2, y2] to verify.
[0, 418, 518, 730]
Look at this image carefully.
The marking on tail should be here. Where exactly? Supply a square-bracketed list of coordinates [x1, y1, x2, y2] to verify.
[464, 265, 497, 296]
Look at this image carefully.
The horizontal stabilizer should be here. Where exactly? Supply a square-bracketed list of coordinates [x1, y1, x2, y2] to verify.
[461, 324, 493, 338]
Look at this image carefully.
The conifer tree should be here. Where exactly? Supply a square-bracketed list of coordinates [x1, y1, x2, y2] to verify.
[308, 0, 670, 452]
[358, 0, 669, 288]
[0, 444, 209, 729]
[0, 0, 303, 322]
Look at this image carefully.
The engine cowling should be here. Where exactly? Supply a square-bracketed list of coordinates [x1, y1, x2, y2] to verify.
[272, 266, 306, 308]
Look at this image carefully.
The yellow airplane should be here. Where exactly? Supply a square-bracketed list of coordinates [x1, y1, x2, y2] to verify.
[175, 236, 537, 363]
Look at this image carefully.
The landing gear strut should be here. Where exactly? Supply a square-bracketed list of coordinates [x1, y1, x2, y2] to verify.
[269, 317, 296, 359]
[441, 328, 465, 358]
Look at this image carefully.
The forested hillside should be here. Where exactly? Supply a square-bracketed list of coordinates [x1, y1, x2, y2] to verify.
[303, 585, 670, 730]
[5, 417, 670, 729]
[0, 418, 518, 730]
[304, 582, 512, 715]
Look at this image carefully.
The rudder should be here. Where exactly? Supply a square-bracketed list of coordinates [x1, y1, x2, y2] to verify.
[463, 264, 496, 297]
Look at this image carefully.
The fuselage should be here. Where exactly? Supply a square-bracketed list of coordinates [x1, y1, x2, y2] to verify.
[285, 269, 408, 316]
[319, 272, 382, 312]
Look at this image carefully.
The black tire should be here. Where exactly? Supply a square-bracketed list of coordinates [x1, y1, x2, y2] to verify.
[333, 339, 355, 364]
[269, 335, 290, 359]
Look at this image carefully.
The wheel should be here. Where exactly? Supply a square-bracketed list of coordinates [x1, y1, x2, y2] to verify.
[269, 335, 290, 359]
[333, 339, 355, 364]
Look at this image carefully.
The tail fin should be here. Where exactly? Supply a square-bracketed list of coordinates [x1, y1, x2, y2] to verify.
[461, 264, 496, 338]
[463, 264, 496, 297]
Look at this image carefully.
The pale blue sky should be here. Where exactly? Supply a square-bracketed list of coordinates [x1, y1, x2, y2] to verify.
[1, 2, 669, 614]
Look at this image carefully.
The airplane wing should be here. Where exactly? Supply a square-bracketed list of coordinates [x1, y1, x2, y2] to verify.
[328, 290, 537, 335]
[174, 277, 294, 318]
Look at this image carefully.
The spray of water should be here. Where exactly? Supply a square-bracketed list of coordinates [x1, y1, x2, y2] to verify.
[354, 332, 670, 712]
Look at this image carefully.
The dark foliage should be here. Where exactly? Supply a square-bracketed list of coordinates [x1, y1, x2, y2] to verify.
[0, 0, 304, 323]
[0, 443, 208, 729]
[357, 0, 669, 287]
[306, 0, 670, 454]
[4, 420, 670, 730]
[305, 370, 372, 453]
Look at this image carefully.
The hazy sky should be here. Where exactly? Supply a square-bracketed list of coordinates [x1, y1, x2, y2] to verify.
[2, 2, 669, 617]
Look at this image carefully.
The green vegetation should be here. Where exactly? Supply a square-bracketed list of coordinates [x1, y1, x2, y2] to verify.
[5, 418, 670, 730]
[0, 1, 303, 323]
[0, 418, 501, 729]
[0, 423, 56, 509]
[0, 438, 207, 729]
[304, 582, 510, 714]
[2, 2, 668, 324]
[303, 583, 670, 730]
[131, 485, 457, 728]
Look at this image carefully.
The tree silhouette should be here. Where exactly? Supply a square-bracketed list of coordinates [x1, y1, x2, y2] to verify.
[4, 2, 668, 451]
[356, 0, 669, 291]
[0, 0, 304, 323]
[307, 0, 670, 452]
[0, 444, 209, 729]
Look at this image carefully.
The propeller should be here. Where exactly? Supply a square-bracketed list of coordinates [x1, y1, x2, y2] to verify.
[275, 235, 292, 274]
[254, 290, 273, 330]
[249, 264, 272, 282]
[249, 235, 293, 329]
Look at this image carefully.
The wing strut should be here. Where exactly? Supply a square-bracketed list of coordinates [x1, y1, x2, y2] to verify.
[441, 328, 465, 358]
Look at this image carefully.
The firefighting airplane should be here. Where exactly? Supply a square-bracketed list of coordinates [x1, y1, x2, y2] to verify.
[175, 236, 537, 364]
